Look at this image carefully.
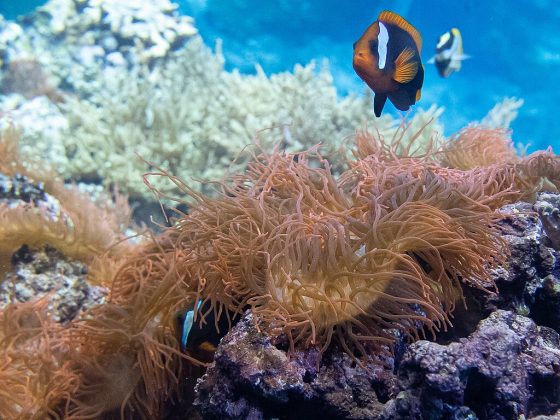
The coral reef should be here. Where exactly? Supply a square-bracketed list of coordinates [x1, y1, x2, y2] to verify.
[0, 128, 133, 269]
[0, 121, 558, 418]
[135, 132, 519, 360]
[0, 3, 556, 417]
[194, 194, 560, 419]
[56, 39, 445, 198]
[0, 128, 140, 418]
[0, 126, 135, 337]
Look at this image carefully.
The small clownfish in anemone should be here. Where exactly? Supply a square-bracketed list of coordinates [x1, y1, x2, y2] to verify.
[353, 10, 424, 117]
[428, 28, 470, 78]
[176, 300, 237, 363]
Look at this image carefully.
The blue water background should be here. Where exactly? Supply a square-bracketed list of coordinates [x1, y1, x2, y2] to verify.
[3, 0, 559, 152]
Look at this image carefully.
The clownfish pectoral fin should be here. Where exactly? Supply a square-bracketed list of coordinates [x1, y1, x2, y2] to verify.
[415, 89, 421, 102]
[427, 56, 436, 64]
[374, 93, 388, 117]
[455, 53, 471, 60]
[393, 47, 418, 84]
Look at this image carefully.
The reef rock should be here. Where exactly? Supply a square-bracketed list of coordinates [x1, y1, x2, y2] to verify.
[535, 192, 560, 250]
[0, 244, 106, 322]
[382, 310, 560, 419]
[488, 194, 560, 332]
[194, 312, 396, 420]
[0, 173, 108, 322]
[0, 172, 60, 216]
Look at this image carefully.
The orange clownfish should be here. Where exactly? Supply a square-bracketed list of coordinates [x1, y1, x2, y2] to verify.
[353, 10, 424, 117]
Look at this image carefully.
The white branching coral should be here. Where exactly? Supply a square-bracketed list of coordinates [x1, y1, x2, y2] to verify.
[479, 97, 524, 129]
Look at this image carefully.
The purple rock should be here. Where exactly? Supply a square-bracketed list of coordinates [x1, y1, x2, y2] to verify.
[194, 312, 396, 419]
[383, 310, 560, 419]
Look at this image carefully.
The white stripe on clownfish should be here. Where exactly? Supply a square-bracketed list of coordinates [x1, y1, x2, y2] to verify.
[378, 21, 389, 69]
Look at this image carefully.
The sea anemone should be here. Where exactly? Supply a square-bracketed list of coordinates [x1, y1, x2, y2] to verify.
[441, 125, 519, 170]
[0, 127, 133, 285]
[137, 135, 524, 359]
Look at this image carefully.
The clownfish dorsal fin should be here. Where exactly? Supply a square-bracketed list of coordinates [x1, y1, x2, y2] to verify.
[378, 10, 422, 53]
[393, 47, 418, 83]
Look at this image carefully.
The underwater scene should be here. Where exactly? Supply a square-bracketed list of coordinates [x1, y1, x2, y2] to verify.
[0, 0, 559, 419]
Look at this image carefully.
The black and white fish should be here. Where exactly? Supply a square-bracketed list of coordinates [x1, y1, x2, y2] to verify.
[429, 28, 470, 78]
